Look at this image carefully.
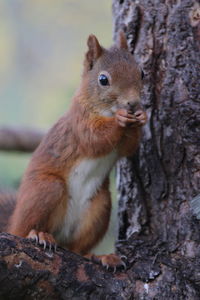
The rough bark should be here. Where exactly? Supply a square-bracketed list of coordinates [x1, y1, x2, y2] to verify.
[0, 127, 44, 152]
[113, 0, 200, 298]
[0, 233, 130, 300]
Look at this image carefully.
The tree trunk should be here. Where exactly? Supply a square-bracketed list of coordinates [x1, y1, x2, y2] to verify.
[0, 0, 200, 299]
[113, 0, 200, 298]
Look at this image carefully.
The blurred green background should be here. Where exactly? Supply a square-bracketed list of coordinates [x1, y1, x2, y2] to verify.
[0, 0, 117, 254]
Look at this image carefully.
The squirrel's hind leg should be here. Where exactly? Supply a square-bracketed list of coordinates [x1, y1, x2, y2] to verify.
[67, 178, 111, 255]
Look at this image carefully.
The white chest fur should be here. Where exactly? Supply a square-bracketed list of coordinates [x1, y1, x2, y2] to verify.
[56, 150, 118, 243]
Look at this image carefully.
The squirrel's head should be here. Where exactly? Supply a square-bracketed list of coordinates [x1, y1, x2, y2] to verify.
[80, 31, 144, 116]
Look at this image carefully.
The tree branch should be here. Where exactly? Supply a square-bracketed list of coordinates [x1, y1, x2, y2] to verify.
[1, 233, 200, 299]
[0, 233, 130, 299]
[0, 127, 44, 153]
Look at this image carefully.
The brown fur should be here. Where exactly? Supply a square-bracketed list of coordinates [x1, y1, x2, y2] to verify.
[0, 190, 16, 231]
[5, 32, 147, 258]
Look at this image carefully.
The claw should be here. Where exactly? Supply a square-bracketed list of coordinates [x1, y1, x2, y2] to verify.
[121, 261, 127, 270]
[39, 240, 46, 250]
[31, 234, 38, 244]
[43, 240, 47, 250]
[113, 266, 116, 274]
[120, 255, 127, 261]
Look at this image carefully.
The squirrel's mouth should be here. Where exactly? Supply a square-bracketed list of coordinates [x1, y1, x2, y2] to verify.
[99, 105, 117, 117]
[117, 102, 142, 113]
[110, 105, 117, 113]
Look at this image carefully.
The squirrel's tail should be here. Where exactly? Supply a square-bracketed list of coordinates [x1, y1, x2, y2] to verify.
[0, 189, 16, 232]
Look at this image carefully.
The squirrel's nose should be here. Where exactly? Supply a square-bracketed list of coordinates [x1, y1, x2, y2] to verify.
[127, 101, 140, 112]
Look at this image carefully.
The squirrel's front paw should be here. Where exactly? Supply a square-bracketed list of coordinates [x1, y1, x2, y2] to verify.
[116, 109, 136, 127]
[134, 110, 147, 127]
[116, 109, 147, 128]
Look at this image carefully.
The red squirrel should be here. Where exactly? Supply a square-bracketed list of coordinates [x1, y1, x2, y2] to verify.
[5, 32, 147, 269]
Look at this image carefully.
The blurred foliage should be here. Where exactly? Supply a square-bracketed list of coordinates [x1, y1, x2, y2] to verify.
[0, 0, 118, 253]
[0, 0, 112, 184]
[0, 0, 112, 128]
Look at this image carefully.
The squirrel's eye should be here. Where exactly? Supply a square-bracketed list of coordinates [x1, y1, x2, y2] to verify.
[99, 74, 109, 86]
[141, 70, 145, 80]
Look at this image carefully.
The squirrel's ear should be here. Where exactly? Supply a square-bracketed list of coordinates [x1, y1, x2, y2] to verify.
[85, 34, 103, 70]
[117, 30, 128, 50]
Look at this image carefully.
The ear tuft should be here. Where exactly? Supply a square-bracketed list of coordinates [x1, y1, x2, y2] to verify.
[85, 34, 103, 70]
[117, 30, 128, 50]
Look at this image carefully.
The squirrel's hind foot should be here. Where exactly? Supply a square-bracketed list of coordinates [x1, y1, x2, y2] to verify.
[85, 253, 127, 273]
[26, 229, 57, 252]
